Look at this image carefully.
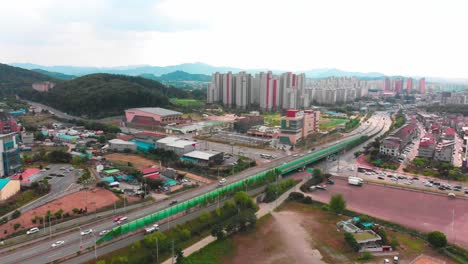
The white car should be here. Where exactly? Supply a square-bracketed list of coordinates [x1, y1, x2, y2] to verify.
[99, 230, 109, 236]
[27, 227, 40, 235]
[292, 154, 299, 157]
[152, 224, 160, 230]
[51, 240, 65, 248]
[80, 229, 93, 236]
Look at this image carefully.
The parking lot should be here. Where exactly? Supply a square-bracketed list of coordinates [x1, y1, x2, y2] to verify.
[357, 169, 468, 196]
[19, 164, 82, 213]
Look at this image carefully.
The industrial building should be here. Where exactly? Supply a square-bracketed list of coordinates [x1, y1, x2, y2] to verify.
[108, 139, 137, 152]
[0, 178, 20, 200]
[181, 150, 224, 166]
[165, 140, 197, 156]
[125, 107, 183, 127]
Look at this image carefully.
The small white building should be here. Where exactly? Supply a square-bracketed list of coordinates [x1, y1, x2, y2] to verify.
[155, 136, 180, 149]
[165, 140, 197, 156]
[108, 139, 137, 152]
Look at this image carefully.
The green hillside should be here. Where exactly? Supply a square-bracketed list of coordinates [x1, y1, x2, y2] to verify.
[19, 73, 193, 118]
[32, 69, 76, 80]
[0, 63, 53, 95]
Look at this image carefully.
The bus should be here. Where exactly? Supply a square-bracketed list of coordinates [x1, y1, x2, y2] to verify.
[260, 154, 273, 159]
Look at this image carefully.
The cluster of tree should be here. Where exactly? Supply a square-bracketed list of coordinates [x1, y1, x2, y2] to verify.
[424, 104, 468, 116]
[344, 232, 360, 252]
[0, 63, 53, 96]
[300, 168, 330, 192]
[107, 192, 258, 264]
[390, 110, 406, 130]
[19, 73, 194, 118]
[264, 179, 298, 202]
[46, 150, 72, 163]
[345, 117, 361, 132]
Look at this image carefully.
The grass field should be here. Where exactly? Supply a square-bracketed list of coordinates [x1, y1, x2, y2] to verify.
[319, 118, 348, 131]
[184, 238, 235, 264]
[262, 113, 281, 126]
[170, 98, 204, 107]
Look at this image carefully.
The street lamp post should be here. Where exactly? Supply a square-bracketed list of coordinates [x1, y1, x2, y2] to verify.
[91, 232, 97, 260]
[78, 226, 83, 250]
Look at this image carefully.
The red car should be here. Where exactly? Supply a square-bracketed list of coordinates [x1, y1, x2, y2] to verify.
[114, 216, 125, 222]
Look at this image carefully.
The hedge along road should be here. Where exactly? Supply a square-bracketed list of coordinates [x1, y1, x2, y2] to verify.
[307, 178, 468, 248]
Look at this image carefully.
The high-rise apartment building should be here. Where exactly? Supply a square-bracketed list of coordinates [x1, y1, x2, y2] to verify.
[406, 77, 413, 93]
[419, 78, 426, 94]
[208, 73, 369, 110]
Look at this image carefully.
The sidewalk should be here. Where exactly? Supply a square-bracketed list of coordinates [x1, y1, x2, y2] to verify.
[161, 179, 306, 263]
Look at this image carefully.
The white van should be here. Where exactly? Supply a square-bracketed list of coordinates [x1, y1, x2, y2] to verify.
[27, 227, 40, 235]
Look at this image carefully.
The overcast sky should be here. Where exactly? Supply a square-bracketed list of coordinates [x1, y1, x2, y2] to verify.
[1, 0, 467, 78]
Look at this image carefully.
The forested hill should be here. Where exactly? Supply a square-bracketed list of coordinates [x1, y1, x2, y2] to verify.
[0, 63, 53, 94]
[19, 74, 193, 118]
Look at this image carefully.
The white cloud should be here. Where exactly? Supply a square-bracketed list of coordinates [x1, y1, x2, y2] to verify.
[0, 0, 467, 78]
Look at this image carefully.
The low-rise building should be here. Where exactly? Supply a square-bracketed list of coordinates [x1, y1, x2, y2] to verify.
[442, 127, 456, 140]
[434, 140, 455, 163]
[246, 125, 280, 138]
[108, 139, 137, 152]
[0, 178, 20, 200]
[125, 107, 183, 127]
[21, 131, 34, 145]
[279, 109, 320, 145]
[10, 168, 42, 187]
[379, 137, 401, 157]
[155, 136, 180, 149]
[418, 133, 436, 158]
[181, 150, 224, 166]
[55, 133, 79, 143]
[165, 140, 197, 156]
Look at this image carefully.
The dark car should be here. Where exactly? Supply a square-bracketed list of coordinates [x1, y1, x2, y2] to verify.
[377, 176, 385, 180]
[433, 182, 441, 186]
[454, 185, 462, 189]
[411, 177, 419, 180]
[169, 200, 178, 205]
[56, 174, 65, 177]
[438, 186, 445, 190]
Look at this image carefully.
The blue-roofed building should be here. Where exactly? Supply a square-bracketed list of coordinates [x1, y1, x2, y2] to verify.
[56, 133, 79, 143]
[130, 139, 155, 152]
[102, 176, 115, 183]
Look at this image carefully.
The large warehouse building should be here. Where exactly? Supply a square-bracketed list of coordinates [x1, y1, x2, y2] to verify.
[125, 107, 183, 127]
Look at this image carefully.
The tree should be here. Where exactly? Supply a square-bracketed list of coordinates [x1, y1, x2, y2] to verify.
[98, 135, 106, 144]
[329, 194, 346, 214]
[175, 248, 185, 264]
[11, 210, 21, 219]
[234, 191, 257, 210]
[46, 150, 72, 163]
[344, 232, 360, 252]
[211, 225, 225, 240]
[427, 231, 447, 248]
[33, 132, 46, 141]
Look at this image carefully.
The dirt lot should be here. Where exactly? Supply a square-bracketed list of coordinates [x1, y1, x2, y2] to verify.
[308, 178, 468, 249]
[0, 188, 119, 239]
[105, 153, 158, 170]
[227, 202, 454, 264]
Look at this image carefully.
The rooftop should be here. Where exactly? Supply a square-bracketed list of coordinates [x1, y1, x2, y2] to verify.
[11, 168, 41, 183]
[0, 178, 10, 190]
[183, 150, 222, 160]
[166, 140, 197, 148]
[128, 107, 182, 117]
[352, 230, 381, 243]
[141, 167, 160, 175]
[156, 136, 180, 144]
[444, 127, 456, 136]
[109, 139, 136, 145]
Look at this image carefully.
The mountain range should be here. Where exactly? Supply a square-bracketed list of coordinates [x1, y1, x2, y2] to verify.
[11, 62, 386, 79]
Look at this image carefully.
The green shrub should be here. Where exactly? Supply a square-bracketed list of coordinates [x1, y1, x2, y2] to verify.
[358, 252, 374, 260]
[11, 210, 21, 220]
[427, 231, 447, 248]
[344, 232, 360, 252]
[288, 192, 304, 201]
[13, 223, 21, 230]
[302, 196, 313, 204]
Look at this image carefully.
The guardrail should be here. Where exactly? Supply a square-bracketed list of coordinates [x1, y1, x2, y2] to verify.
[98, 135, 364, 243]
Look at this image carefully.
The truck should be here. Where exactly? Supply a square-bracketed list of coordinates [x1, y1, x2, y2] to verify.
[348, 177, 363, 186]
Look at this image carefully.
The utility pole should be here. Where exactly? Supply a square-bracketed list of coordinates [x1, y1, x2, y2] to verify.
[156, 237, 159, 264]
[49, 215, 51, 239]
[171, 239, 175, 264]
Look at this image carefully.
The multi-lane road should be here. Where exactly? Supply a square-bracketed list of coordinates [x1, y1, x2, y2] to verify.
[0, 112, 390, 264]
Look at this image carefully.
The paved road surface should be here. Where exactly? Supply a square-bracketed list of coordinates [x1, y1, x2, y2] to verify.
[0, 113, 388, 263]
[308, 178, 468, 248]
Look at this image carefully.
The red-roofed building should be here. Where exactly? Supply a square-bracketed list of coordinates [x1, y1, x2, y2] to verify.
[141, 167, 161, 180]
[116, 134, 133, 141]
[417, 133, 436, 158]
[11, 168, 42, 186]
[141, 167, 160, 175]
[443, 127, 456, 140]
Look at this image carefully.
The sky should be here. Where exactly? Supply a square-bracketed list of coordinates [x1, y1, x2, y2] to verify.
[1, 0, 467, 78]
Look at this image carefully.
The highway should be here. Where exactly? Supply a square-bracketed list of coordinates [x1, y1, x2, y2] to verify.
[0, 112, 390, 264]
